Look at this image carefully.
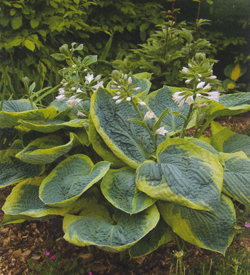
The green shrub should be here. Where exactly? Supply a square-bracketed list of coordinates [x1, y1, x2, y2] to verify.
[1, 50, 250, 258]
[1, 0, 249, 99]
[0, 0, 100, 99]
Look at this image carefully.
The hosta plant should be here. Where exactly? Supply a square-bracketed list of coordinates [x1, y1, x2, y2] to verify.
[1, 52, 250, 258]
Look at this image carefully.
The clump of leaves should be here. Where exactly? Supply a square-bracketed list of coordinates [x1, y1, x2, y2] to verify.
[1, 49, 250, 260]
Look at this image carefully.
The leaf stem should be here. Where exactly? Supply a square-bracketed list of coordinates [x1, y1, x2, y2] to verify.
[179, 103, 194, 138]
[194, 115, 216, 138]
[131, 99, 156, 149]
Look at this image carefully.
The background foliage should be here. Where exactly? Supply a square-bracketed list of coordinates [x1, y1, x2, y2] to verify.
[0, 0, 250, 99]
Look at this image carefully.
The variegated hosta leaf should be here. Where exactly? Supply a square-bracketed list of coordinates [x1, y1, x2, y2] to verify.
[73, 128, 90, 146]
[204, 92, 250, 118]
[1, 177, 87, 222]
[89, 117, 126, 167]
[1, 100, 37, 112]
[15, 133, 78, 164]
[0, 100, 57, 128]
[136, 138, 223, 211]
[220, 151, 250, 208]
[0, 214, 37, 226]
[0, 140, 44, 188]
[158, 194, 236, 255]
[16, 118, 86, 133]
[90, 87, 155, 168]
[129, 218, 173, 258]
[145, 86, 194, 135]
[186, 137, 219, 155]
[63, 202, 160, 252]
[39, 154, 111, 207]
[211, 125, 250, 158]
[107, 72, 151, 100]
[101, 167, 156, 214]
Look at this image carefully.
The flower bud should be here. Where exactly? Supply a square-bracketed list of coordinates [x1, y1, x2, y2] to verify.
[111, 70, 121, 81]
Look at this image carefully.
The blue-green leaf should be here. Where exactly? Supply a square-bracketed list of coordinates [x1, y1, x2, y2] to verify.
[220, 151, 250, 208]
[15, 133, 78, 164]
[145, 86, 194, 135]
[0, 140, 44, 188]
[39, 154, 111, 207]
[101, 167, 156, 214]
[0, 100, 57, 128]
[158, 194, 236, 255]
[90, 87, 155, 168]
[63, 203, 160, 252]
[129, 218, 173, 257]
[2, 177, 89, 223]
[136, 138, 223, 211]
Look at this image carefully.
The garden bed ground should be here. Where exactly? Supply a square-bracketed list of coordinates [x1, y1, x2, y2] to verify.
[0, 114, 250, 275]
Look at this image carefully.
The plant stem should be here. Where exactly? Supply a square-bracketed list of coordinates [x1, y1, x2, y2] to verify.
[195, 0, 202, 36]
[194, 115, 216, 138]
[0, 82, 6, 111]
[131, 99, 156, 150]
[179, 103, 194, 138]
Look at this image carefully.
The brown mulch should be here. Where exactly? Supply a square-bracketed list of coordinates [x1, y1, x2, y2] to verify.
[1, 114, 250, 275]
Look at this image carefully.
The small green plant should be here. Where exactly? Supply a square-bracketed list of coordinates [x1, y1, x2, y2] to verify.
[27, 251, 93, 275]
[187, 245, 250, 275]
[112, 17, 214, 89]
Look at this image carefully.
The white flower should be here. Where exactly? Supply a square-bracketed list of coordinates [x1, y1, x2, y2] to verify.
[178, 98, 185, 108]
[203, 83, 211, 90]
[113, 95, 120, 100]
[66, 96, 82, 107]
[127, 77, 132, 85]
[186, 95, 194, 105]
[58, 88, 66, 95]
[204, 91, 220, 102]
[144, 111, 155, 121]
[77, 110, 86, 117]
[76, 88, 84, 93]
[95, 74, 101, 81]
[115, 98, 124, 104]
[134, 86, 141, 91]
[138, 101, 146, 106]
[208, 75, 217, 79]
[71, 86, 76, 91]
[85, 73, 94, 84]
[92, 81, 103, 91]
[182, 67, 189, 73]
[185, 79, 192, 84]
[197, 81, 206, 89]
[196, 93, 202, 99]
[156, 127, 168, 136]
[172, 91, 185, 104]
[126, 97, 132, 101]
[198, 74, 202, 78]
[172, 91, 194, 108]
[56, 94, 66, 101]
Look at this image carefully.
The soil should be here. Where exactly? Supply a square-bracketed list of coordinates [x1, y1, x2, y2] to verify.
[1, 114, 250, 275]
